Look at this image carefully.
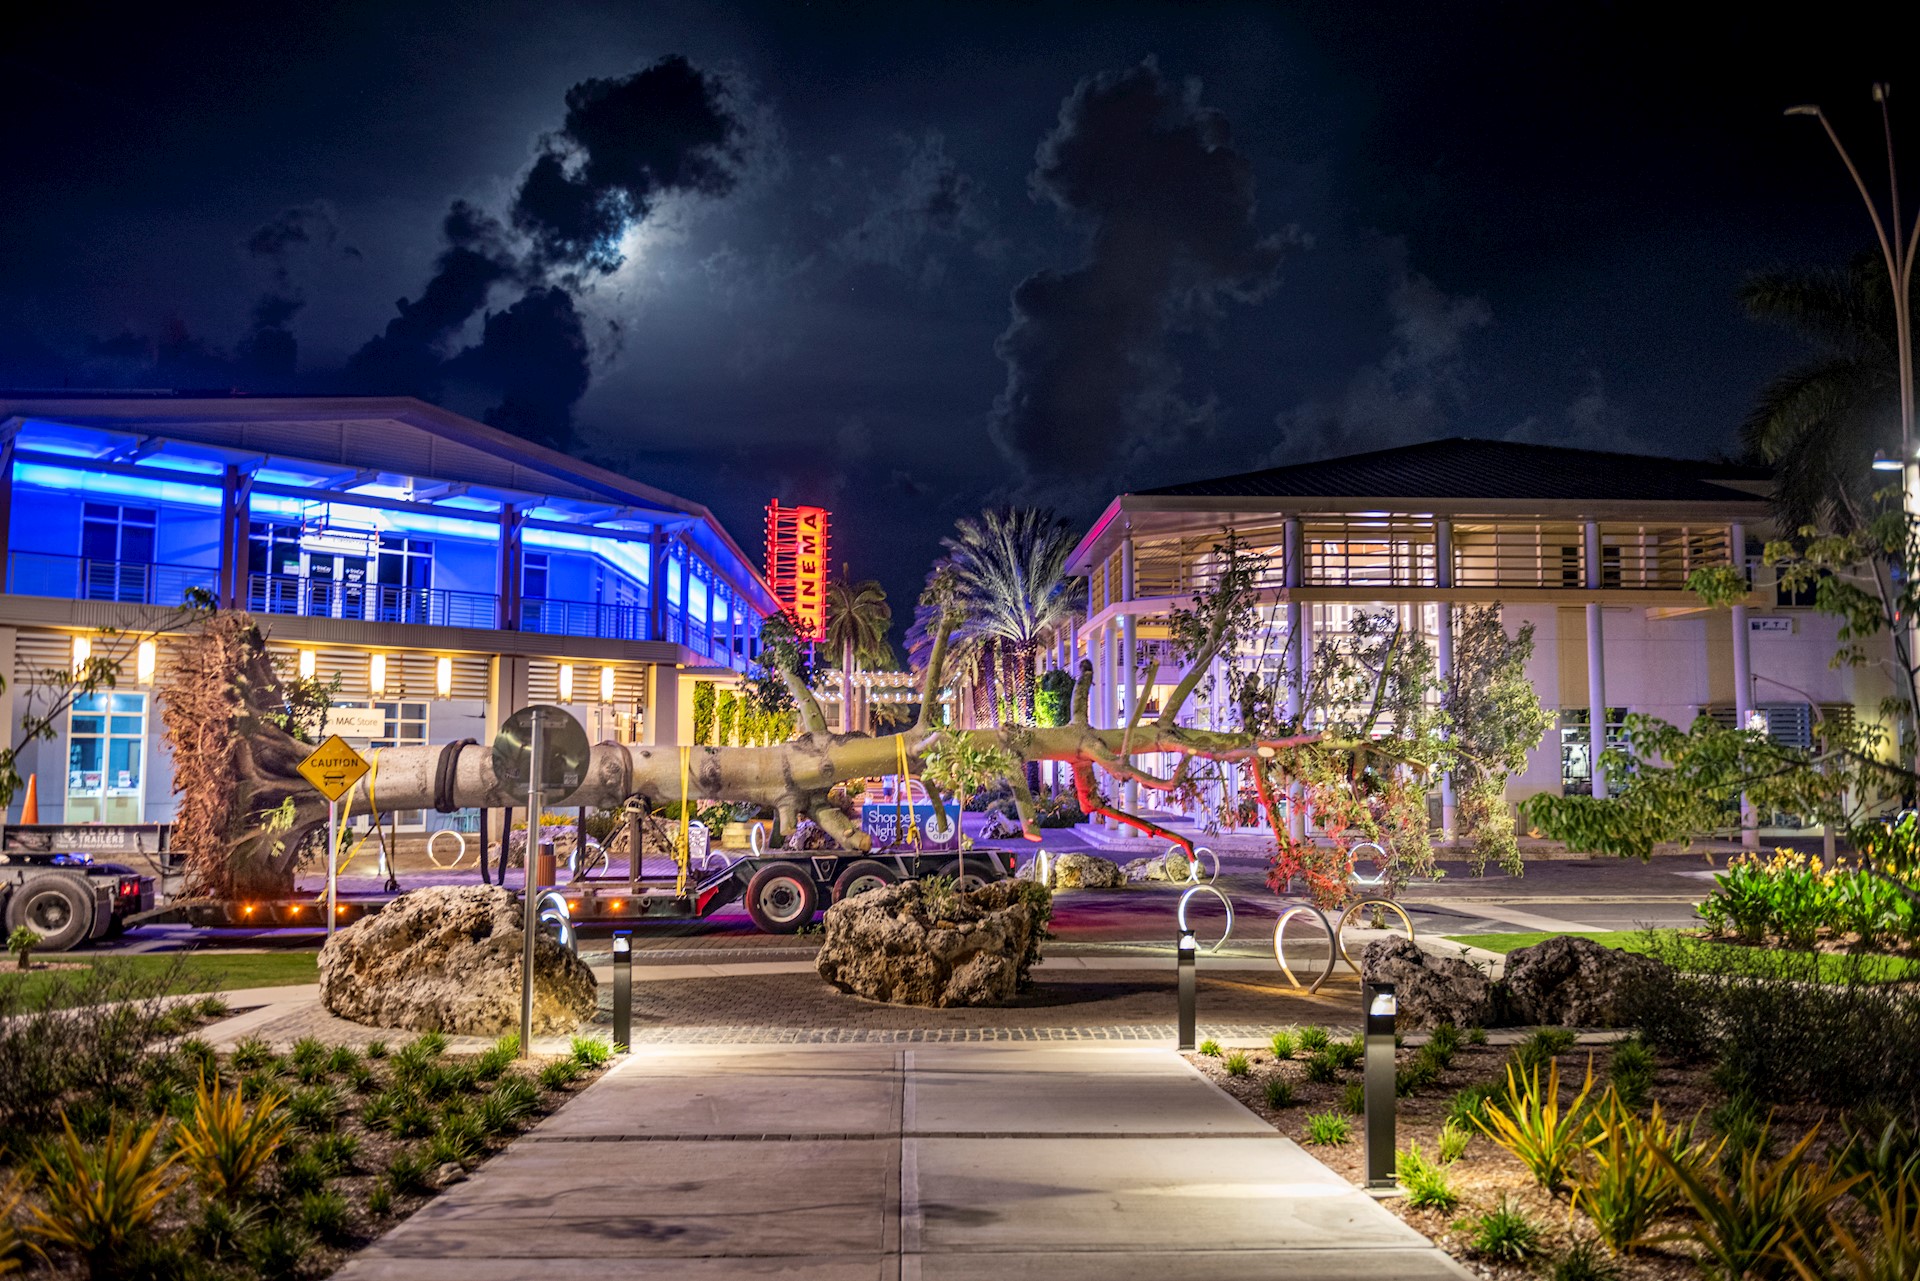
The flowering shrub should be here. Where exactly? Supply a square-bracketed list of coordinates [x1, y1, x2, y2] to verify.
[1700, 848, 1919, 949]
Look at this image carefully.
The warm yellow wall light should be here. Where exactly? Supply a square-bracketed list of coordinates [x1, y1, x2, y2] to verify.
[436, 656, 453, 698]
[298, 649, 317, 680]
[136, 640, 156, 685]
[599, 666, 615, 703]
[71, 635, 91, 672]
[558, 663, 575, 703]
[369, 653, 388, 697]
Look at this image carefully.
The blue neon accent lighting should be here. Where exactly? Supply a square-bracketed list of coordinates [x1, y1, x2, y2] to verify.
[14, 462, 223, 509]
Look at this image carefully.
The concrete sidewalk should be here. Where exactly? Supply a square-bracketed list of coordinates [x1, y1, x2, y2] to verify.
[333, 1042, 1468, 1280]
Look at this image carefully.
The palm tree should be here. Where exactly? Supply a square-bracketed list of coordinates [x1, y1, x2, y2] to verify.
[939, 508, 1082, 726]
[1742, 254, 1904, 533]
[825, 570, 891, 733]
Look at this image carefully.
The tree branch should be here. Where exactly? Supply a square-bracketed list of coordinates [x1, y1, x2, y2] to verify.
[915, 611, 956, 731]
[1070, 761, 1193, 855]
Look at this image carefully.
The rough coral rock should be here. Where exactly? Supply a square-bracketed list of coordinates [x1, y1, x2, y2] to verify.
[318, 885, 597, 1035]
[815, 879, 1050, 1007]
[1500, 934, 1667, 1028]
[1360, 936, 1497, 1029]
[1047, 853, 1125, 889]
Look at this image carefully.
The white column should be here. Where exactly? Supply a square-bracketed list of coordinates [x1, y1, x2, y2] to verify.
[1282, 517, 1306, 840]
[1435, 518, 1456, 841]
[1730, 521, 1758, 849]
[1584, 521, 1608, 799]
[1120, 532, 1138, 812]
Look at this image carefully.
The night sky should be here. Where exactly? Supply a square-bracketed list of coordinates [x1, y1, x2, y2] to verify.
[0, 2, 1902, 638]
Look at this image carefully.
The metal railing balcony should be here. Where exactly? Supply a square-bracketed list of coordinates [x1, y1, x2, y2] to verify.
[247, 572, 497, 628]
[5, 551, 218, 606]
[519, 597, 652, 642]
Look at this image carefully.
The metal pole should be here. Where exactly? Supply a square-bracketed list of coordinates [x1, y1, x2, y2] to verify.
[1176, 927, 1197, 1051]
[326, 799, 338, 938]
[612, 931, 632, 1054]
[1363, 980, 1398, 1191]
[520, 711, 543, 1058]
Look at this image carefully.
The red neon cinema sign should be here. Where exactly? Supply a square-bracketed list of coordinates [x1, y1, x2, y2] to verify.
[765, 500, 831, 641]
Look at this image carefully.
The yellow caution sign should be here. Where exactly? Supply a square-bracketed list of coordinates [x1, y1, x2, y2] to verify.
[298, 734, 371, 803]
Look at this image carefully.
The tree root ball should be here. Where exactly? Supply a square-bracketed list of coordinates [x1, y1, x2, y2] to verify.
[815, 879, 1052, 1007]
[318, 886, 597, 1035]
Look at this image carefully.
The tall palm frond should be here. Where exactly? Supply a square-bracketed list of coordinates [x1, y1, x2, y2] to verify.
[1740, 254, 1904, 533]
[933, 508, 1084, 726]
[825, 574, 892, 668]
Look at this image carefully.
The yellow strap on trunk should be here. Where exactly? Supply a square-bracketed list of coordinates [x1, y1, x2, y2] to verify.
[676, 746, 692, 896]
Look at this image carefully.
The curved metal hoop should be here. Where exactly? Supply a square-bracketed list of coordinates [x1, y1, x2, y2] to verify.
[1335, 897, 1414, 973]
[1273, 904, 1338, 993]
[1177, 884, 1234, 953]
[536, 888, 576, 954]
[748, 822, 768, 856]
[426, 829, 469, 870]
[1348, 840, 1389, 888]
[1167, 844, 1220, 884]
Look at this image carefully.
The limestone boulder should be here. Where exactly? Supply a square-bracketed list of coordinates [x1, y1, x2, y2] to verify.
[1048, 853, 1125, 889]
[1501, 934, 1668, 1028]
[318, 885, 597, 1035]
[1360, 936, 1497, 1029]
[816, 879, 1051, 1007]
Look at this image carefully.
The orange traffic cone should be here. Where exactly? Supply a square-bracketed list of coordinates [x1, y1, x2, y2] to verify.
[20, 773, 39, 824]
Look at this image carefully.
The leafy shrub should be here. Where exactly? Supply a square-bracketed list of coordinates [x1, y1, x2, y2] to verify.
[358, 1088, 399, 1129]
[1572, 1089, 1717, 1255]
[1263, 1078, 1296, 1109]
[474, 1042, 516, 1081]
[26, 1116, 181, 1276]
[1463, 1196, 1542, 1261]
[428, 1114, 486, 1167]
[1395, 1144, 1459, 1210]
[230, 1036, 278, 1072]
[346, 1063, 376, 1094]
[365, 1040, 389, 1060]
[1304, 1111, 1351, 1145]
[290, 1037, 328, 1070]
[1428, 1022, 1462, 1059]
[366, 1180, 393, 1217]
[311, 1130, 360, 1174]
[1340, 1082, 1365, 1115]
[1298, 1026, 1331, 1052]
[1654, 1122, 1856, 1281]
[1269, 1029, 1296, 1059]
[173, 1073, 289, 1205]
[539, 1059, 582, 1090]
[191, 1198, 260, 1259]
[1447, 1082, 1501, 1130]
[389, 1097, 436, 1139]
[1477, 1056, 1596, 1192]
[299, 1188, 352, 1243]
[1304, 1052, 1337, 1084]
[1511, 1027, 1578, 1074]
[384, 1146, 434, 1195]
[1197, 1039, 1223, 1058]
[1223, 1052, 1251, 1077]
[491, 1077, 540, 1120]
[1549, 1239, 1622, 1281]
[288, 1085, 341, 1133]
[1437, 1120, 1472, 1163]
[1397, 1056, 1442, 1096]
[1327, 1038, 1364, 1071]
[243, 1220, 313, 1281]
[278, 1148, 329, 1197]
[1607, 1036, 1655, 1109]
[177, 1037, 218, 1077]
[569, 1035, 612, 1067]
[413, 1031, 449, 1056]
[325, 1045, 360, 1076]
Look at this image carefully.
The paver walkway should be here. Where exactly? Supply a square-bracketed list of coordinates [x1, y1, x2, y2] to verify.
[333, 1042, 1468, 1280]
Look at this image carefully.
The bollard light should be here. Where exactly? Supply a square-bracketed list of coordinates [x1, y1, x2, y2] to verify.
[612, 931, 632, 1054]
[1176, 928, 1198, 1052]
[1362, 980, 1398, 1192]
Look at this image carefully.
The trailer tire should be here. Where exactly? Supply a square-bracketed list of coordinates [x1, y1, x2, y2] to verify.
[5, 874, 94, 952]
[744, 862, 819, 933]
[936, 859, 993, 895]
[832, 860, 897, 903]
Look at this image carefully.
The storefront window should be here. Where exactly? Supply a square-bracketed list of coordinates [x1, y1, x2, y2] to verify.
[1560, 707, 1627, 796]
[67, 692, 147, 822]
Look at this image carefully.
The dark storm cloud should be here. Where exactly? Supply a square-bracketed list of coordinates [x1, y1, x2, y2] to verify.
[345, 201, 516, 399]
[447, 286, 591, 452]
[245, 202, 359, 263]
[989, 58, 1288, 489]
[512, 55, 741, 275]
[835, 132, 996, 287]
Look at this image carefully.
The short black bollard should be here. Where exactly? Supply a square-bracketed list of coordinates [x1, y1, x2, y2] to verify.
[1176, 927, 1197, 1051]
[1362, 979, 1397, 1191]
[612, 931, 632, 1054]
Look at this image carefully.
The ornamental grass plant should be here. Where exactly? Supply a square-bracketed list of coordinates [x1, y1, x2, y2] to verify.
[172, 1072, 290, 1206]
[1475, 1055, 1596, 1193]
[27, 1115, 182, 1279]
[1653, 1123, 1859, 1281]
[1571, 1087, 1720, 1254]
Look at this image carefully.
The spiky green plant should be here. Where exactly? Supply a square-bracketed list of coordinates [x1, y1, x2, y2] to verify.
[1462, 1196, 1542, 1262]
[1476, 1055, 1596, 1192]
[1269, 1029, 1296, 1059]
[1304, 1111, 1351, 1145]
[1263, 1078, 1296, 1109]
[1396, 1143, 1460, 1210]
[172, 1072, 290, 1205]
[1655, 1123, 1860, 1281]
[1197, 1039, 1223, 1058]
[1572, 1088, 1719, 1255]
[26, 1116, 182, 1277]
[1223, 1052, 1251, 1077]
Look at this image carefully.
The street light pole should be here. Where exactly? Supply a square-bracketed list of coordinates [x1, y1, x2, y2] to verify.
[1789, 87, 1920, 777]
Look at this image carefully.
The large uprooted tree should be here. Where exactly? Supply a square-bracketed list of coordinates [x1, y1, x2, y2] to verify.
[166, 538, 1545, 905]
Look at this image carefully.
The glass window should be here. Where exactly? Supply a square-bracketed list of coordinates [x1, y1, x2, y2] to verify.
[523, 552, 550, 601]
[1560, 707, 1627, 797]
[66, 691, 147, 823]
[80, 505, 158, 602]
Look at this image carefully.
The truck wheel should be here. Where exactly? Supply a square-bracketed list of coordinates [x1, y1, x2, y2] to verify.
[5, 874, 94, 952]
[744, 862, 819, 933]
[936, 859, 992, 895]
[832, 860, 897, 903]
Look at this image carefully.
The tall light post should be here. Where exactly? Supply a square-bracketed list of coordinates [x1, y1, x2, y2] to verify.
[1789, 86, 1920, 776]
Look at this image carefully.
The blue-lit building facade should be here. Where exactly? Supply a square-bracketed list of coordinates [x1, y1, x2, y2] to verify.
[0, 394, 777, 827]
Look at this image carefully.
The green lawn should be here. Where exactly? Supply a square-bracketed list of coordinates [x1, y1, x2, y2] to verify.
[1443, 930, 1920, 983]
[0, 950, 318, 1007]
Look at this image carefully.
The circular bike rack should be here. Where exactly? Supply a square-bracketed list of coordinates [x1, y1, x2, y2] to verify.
[1176, 884, 1234, 953]
[1348, 840, 1389, 889]
[748, 823, 768, 856]
[536, 889, 576, 954]
[426, 829, 469, 870]
[1166, 844, 1220, 884]
[1273, 903, 1339, 993]
[1335, 897, 1415, 973]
